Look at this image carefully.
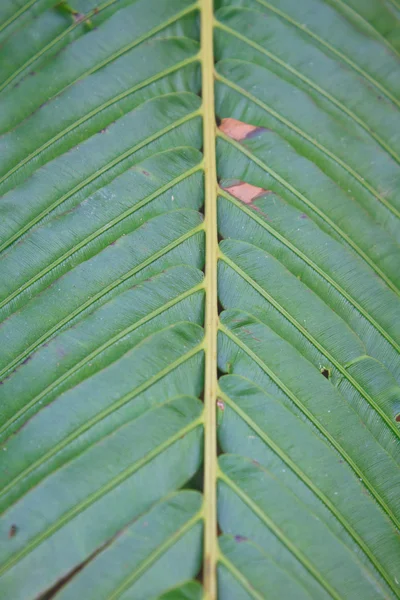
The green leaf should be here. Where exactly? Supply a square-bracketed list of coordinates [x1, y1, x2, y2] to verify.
[1, 0, 399, 598]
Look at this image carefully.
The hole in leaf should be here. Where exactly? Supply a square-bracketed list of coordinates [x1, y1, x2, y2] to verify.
[320, 367, 330, 379]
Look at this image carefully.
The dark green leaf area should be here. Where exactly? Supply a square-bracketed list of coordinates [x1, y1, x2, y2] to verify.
[218, 453, 396, 599]
[218, 239, 400, 434]
[218, 375, 400, 598]
[2, 478, 203, 600]
[217, 194, 400, 382]
[0, 0, 199, 125]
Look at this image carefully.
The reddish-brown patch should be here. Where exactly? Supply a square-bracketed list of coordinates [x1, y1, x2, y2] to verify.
[219, 118, 259, 141]
[222, 182, 266, 204]
[217, 399, 225, 411]
[8, 525, 17, 538]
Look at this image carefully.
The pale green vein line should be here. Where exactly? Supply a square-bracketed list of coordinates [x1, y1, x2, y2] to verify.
[219, 188, 400, 356]
[220, 253, 400, 441]
[328, 0, 400, 58]
[0, 0, 117, 92]
[220, 251, 400, 443]
[218, 470, 339, 600]
[217, 554, 265, 600]
[0, 104, 200, 256]
[219, 131, 400, 296]
[0, 54, 199, 192]
[0, 1, 198, 93]
[0, 161, 201, 313]
[216, 71, 400, 221]
[0, 0, 42, 37]
[0, 414, 203, 576]
[71, 5, 199, 91]
[219, 539, 338, 600]
[0, 224, 203, 435]
[107, 514, 202, 600]
[0, 345, 203, 513]
[219, 388, 397, 596]
[214, 17, 400, 164]
[344, 354, 371, 369]
[0, 276, 201, 382]
[219, 324, 400, 531]
[0, 287, 204, 499]
[251, 0, 400, 110]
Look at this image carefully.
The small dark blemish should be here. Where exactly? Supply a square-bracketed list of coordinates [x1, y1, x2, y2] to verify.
[234, 535, 247, 542]
[300, 213, 308, 219]
[73, 12, 85, 23]
[395, 414, 400, 423]
[142, 170, 150, 176]
[8, 525, 17, 538]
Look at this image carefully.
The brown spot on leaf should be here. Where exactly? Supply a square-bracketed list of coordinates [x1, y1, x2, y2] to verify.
[8, 525, 17, 538]
[234, 535, 248, 542]
[222, 181, 266, 204]
[395, 414, 400, 423]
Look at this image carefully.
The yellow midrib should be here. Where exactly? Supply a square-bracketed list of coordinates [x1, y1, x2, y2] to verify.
[201, 0, 219, 598]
